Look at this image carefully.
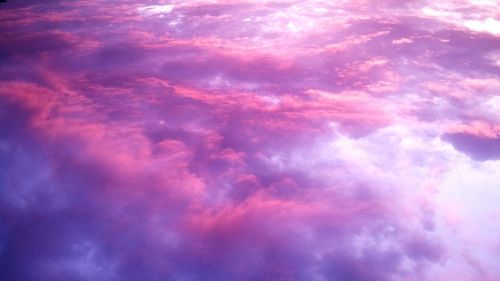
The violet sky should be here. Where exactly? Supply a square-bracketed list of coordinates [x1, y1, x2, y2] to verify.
[1, 0, 500, 280]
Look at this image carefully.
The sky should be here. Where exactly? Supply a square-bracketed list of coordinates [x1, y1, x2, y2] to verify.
[0, 0, 499, 280]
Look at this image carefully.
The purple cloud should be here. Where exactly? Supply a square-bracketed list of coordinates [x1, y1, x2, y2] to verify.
[1, 1, 499, 281]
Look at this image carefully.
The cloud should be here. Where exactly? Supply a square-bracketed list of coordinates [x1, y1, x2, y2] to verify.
[1, 0, 499, 280]
[441, 121, 500, 161]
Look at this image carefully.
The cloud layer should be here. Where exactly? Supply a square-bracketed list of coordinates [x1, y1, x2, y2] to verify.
[1, 1, 499, 280]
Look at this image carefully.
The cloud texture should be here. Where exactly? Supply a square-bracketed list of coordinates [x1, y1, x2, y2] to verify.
[1, 0, 499, 280]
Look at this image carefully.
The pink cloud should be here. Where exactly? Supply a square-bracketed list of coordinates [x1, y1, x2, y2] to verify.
[1, 0, 499, 280]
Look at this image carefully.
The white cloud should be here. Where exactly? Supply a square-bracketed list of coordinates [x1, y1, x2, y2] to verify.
[421, 1, 500, 36]
[138, 5, 175, 15]
[464, 18, 500, 35]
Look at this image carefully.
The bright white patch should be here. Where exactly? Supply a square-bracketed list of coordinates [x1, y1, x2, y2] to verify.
[392, 38, 413, 45]
[469, 0, 497, 6]
[260, 2, 335, 36]
[435, 159, 500, 279]
[421, 7, 462, 19]
[464, 18, 500, 35]
[139, 5, 174, 15]
[422, 2, 500, 36]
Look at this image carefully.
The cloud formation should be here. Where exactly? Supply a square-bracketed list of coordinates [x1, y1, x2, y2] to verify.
[1, 0, 499, 280]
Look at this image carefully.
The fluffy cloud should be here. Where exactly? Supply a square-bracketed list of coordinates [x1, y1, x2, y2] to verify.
[0, 0, 499, 280]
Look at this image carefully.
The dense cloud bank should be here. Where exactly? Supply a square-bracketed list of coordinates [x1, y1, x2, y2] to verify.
[1, 1, 499, 280]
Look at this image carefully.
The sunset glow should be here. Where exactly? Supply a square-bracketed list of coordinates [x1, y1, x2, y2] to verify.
[1, 1, 499, 280]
